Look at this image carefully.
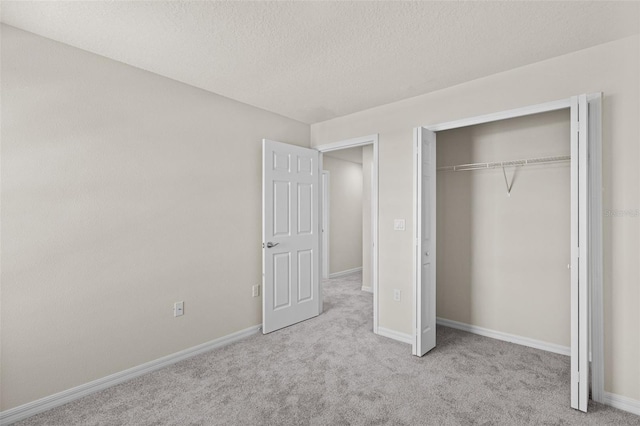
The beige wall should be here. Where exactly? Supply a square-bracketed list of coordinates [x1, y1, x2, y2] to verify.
[0, 25, 310, 410]
[322, 156, 363, 274]
[311, 36, 640, 401]
[362, 145, 373, 290]
[437, 110, 571, 347]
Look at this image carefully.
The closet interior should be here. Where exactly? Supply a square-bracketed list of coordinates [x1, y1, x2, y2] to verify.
[435, 108, 572, 350]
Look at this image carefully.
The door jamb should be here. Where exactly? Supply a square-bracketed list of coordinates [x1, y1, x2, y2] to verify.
[413, 95, 604, 403]
[321, 171, 330, 279]
[315, 134, 380, 334]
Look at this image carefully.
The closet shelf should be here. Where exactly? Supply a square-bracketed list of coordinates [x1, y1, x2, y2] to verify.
[437, 155, 571, 172]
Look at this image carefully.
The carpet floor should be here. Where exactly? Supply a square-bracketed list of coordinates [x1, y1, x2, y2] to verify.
[16, 272, 639, 425]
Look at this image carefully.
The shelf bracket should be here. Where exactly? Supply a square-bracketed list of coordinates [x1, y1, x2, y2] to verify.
[502, 164, 516, 196]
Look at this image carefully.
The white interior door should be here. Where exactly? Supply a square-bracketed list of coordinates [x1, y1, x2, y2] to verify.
[570, 95, 589, 412]
[414, 127, 437, 356]
[262, 139, 321, 334]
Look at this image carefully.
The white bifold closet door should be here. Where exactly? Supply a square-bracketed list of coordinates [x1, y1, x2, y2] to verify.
[571, 94, 589, 412]
[414, 127, 437, 357]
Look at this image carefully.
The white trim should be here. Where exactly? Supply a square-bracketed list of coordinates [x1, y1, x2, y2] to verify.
[436, 317, 570, 356]
[412, 128, 418, 355]
[361, 286, 373, 293]
[315, 134, 379, 153]
[570, 95, 580, 409]
[316, 134, 379, 334]
[321, 171, 330, 280]
[377, 327, 413, 345]
[603, 392, 640, 416]
[0, 325, 261, 425]
[587, 93, 604, 404]
[318, 153, 324, 315]
[424, 98, 572, 132]
[328, 267, 362, 279]
[372, 138, 379, 334]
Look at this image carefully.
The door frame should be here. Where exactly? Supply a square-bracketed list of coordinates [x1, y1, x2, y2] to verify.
[321, 171, 330, 279]
[315, 134, 380, 334]
[412, 95, 604, 404]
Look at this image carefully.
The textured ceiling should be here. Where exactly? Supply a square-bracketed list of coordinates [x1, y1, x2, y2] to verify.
[1, 1, 639, 124]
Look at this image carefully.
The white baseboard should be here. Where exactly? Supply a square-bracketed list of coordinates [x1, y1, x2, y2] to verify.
[436, 317, 571, 356]
[377, 327, 413, 345]
[328, 267, 362, 279]
[361, 286, 373, 293]
[604, 392, 640, 416]
[0, 325, 262, 425]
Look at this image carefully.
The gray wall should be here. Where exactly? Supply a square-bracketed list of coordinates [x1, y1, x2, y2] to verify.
[0, 25, 310, 410]
[322, 156, 363, 274]
[362, 145, 373, 290]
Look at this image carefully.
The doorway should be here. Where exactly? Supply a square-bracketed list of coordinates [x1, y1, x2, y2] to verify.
[322, 146, 373, 291]
[262, 135, 378, 335]
[316, 135, 379, 333]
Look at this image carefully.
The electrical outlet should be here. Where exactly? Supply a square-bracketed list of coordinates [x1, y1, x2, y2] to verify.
[252, 284, 260, 297]
[174, 301, 184, 317]
[393, 289, 401, 302]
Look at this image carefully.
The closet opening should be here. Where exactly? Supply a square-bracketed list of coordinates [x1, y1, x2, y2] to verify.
[413, 95, 603, 413]
[435, 108, 571, 355]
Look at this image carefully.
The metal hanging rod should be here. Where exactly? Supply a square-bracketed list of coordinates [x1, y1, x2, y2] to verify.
[437, 155, 571, 172]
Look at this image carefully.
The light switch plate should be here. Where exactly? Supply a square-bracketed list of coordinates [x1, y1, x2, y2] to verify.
[393, 219, 405, 231]
[393, 289, 401, 301]
[174, 301, 184, 317]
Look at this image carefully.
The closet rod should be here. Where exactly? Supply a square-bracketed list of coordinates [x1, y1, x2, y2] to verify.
[437, 155, 571, 172]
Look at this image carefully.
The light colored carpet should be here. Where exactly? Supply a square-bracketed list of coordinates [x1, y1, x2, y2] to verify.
[16, 272, 639, 425]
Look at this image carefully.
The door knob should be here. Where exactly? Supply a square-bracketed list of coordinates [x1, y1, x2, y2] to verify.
[266, 242, 279, 248]
[426, 251, 430, 256]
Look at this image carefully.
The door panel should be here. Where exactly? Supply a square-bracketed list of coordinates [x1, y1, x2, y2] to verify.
[298, 250, 313, 302]
[570, 95, 590, 412]
[297, 183, 313, 234]
[273, 252, 291, 310]
[415, 127, 437, 356]
[263, 139, 320, 333]
[273, 181, 290, 236]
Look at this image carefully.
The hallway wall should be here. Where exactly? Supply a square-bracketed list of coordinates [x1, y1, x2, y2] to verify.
[323, 156, 363, 274]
